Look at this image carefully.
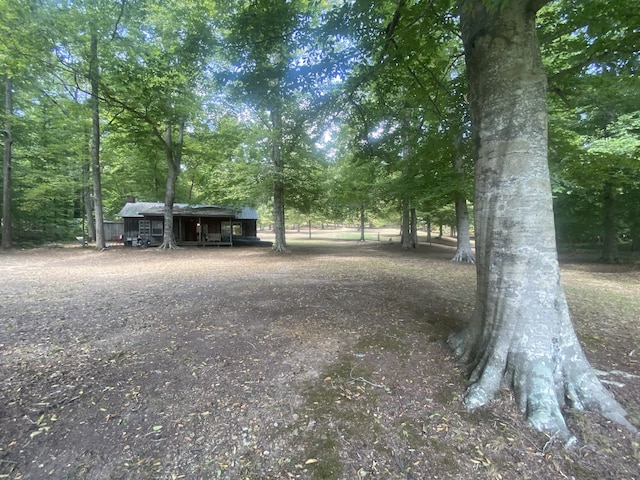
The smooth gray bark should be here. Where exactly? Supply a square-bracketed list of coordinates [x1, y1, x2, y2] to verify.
[2, 77, 12, 250]
[452, 147, 475, 263]
[271, 101, 287, 252]
[449, 0, 636, 438]
[452, 196, 475, 263]
[90, 33, 105, 250]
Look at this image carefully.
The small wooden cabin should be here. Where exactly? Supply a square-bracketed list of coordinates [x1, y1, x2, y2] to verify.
[118, 201, 262, 247]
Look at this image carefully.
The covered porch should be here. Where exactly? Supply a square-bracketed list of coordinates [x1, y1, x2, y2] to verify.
[119, 202, 260, 247]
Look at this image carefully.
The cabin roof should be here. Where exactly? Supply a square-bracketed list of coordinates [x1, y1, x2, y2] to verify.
[117, 202, 258, 220]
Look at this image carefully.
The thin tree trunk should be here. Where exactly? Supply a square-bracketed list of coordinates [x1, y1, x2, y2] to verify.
[410, 207, 417, 248]
[449, 0, 635, 438]
[160, 122, 183, 250]
[400, 132, 413, 250]
[90, 32, 105, 249]
[82, 124, 95, 242]
[401, 196, 412, 249]
[452, 143, 475, 262]
[452, 197, 475, 263]
[82, 158, 95, 242]
[359, 203, 366, 241]
[601, 181, 618, 263]
[2, 77, 13, 250]
[271, 101, 287, 252]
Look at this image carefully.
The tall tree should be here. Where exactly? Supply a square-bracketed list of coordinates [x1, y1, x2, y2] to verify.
[448, 0, 636, 438]
[223, 0, 302, 252]
[51, 0, 129, 249]
[101, 0, 214, 248]
[1, 76, 12, 249]
[224, 0, 345, 251]
[89, 31, 105, 249]
[1, 0, 51, 248]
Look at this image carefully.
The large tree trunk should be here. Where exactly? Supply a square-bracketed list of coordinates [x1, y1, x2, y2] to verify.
[271, 101, 287, 252]
[449, 0, 635, 438]
[90, 32, 105, 250]
[160, 122, 183, 250]
[600, 181, 618, 263]
[2, 76, 12, 250]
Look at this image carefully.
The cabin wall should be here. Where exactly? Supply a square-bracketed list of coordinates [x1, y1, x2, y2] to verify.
[122, 216, 259, 246]
[103, 222, 124, 242]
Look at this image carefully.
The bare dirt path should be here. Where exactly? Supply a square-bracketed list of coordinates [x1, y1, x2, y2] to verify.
[0, 241, 638, 479]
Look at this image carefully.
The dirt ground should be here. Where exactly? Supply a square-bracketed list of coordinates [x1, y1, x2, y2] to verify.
[1, 232, 639, 480]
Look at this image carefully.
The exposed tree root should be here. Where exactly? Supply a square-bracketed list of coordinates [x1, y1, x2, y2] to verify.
[158, 241, 180, 250]
[449, 332, 638, 441]
[451, 249, 476, 263]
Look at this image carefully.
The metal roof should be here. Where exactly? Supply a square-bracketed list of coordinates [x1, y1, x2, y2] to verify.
[117, 202, 258, 220]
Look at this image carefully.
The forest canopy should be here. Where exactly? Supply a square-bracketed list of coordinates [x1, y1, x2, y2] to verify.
[0, 0, 638, 254]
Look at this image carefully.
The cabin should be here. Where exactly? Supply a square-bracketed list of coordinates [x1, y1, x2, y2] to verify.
[118, 201, 270, 247]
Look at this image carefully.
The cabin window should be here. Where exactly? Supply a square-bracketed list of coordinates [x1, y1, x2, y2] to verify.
[152, 220, 163, 236]
[233, 222, 242, 236]
[139, 220, 151, 237]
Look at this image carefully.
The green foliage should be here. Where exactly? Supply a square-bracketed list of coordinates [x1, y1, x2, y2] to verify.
[1, 0, 638, 246]
[541, 0, 640, 246]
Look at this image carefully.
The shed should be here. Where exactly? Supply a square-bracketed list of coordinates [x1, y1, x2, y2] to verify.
[118, 201, 267, 247]
[103, 221, 124, 242]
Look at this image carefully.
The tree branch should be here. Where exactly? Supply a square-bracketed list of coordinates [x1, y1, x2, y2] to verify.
[111, 0, 127, 40]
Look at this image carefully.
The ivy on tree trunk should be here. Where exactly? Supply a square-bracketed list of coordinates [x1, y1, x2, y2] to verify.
[449, 0, 636, 439]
